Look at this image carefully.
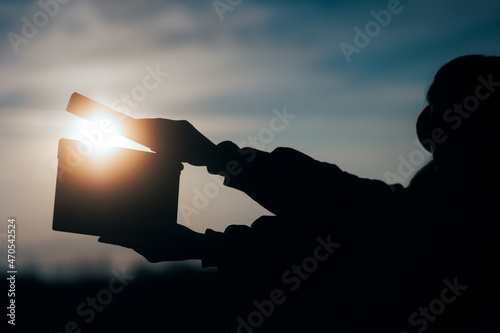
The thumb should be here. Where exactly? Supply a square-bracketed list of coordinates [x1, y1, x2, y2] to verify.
[98, 235, 133, 248]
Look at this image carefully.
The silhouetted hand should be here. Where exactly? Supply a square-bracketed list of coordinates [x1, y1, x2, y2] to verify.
[124, 118, 217, 166]
[98, 224, 208, 262]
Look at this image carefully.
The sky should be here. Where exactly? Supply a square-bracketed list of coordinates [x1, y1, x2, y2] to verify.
[1, 0, 500, 277]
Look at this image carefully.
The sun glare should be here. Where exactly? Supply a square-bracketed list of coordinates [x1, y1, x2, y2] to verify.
[74, 113, 151, 156]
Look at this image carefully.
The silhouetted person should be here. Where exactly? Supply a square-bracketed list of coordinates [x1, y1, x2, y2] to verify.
[100, 55, 500, 332]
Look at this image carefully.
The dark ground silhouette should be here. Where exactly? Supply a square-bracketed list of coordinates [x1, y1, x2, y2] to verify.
[11, 264, 354, 333]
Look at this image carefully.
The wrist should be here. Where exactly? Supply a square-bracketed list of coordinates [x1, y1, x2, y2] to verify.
[206, 141, 241, 175]
[199, 229, 224, 267]
[190, 231, 209, 259]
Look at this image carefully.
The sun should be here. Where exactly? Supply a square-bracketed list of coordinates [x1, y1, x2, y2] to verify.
[74, 114, 150, 156]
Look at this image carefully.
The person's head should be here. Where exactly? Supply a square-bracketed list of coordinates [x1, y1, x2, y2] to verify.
[417, 55, 500, 173]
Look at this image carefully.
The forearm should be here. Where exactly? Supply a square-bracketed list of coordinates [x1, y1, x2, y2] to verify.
[198, 217, 354, 294]
[199, 220, 297, 283]
[206, 141, 330, 216]
[206, 141, 402, 217]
